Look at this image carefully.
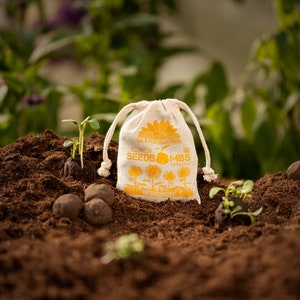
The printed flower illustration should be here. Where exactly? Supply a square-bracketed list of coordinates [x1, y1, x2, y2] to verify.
[145, 164, 162, 190]
[163, 171, 176, 188]
[138, 120, 180, 141]
[128, 165, 143, 187]
[178, 167, 191, 189]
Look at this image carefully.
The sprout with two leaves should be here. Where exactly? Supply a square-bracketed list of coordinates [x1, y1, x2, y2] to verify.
[209, 180, 263, 225]
[101, 233, 144, 264]
[62, 116, 99, 169]
[62, 116, 99, 181]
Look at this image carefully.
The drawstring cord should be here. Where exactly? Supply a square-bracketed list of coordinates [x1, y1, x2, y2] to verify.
[97, 103, 137, 177]
[171, 99, 218, 182]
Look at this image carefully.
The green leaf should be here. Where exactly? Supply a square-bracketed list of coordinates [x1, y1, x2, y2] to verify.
[88, 119, 100, 129]
[231, 205, 243, 213]
[29, 35, 77, 64]
[240, 180, 254, 194]
[230, 180, 244, 187]
[63, 140, 74, 148]
[114, 14, 159, 29]
[253, 120, 278, 172]
[184, 61, 229, 107]
[101, 233, 144, 264]
[241, 96, 257, 141]
[205, 102, 233, 160]
[232, 212, 256, 224]
[232, 206, 263, 224]
[209, 187, 225, 199]
[251, 207, 263, 216]
[228, 201, 235, 207]
[62, 119, 78, 124]
[204, 61, 229, 106]
[274, 0, 300, 26]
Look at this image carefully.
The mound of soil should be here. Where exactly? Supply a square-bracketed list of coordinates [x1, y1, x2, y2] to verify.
[0, 130, 299, 300]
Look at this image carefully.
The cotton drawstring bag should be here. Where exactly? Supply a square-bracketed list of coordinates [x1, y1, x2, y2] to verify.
[98, 99, 217, 203]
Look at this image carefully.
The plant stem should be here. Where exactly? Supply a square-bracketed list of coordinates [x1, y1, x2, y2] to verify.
[79, 123, 85, 169]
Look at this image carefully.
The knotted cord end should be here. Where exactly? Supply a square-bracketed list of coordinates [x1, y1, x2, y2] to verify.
[202, 166, 218, 182]
[97, 160, 112, 177]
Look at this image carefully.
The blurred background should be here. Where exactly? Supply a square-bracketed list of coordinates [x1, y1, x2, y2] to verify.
[0, 0, 299, 179]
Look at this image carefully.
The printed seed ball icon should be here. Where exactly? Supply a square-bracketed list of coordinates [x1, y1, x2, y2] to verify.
[156, 146, 169, 165]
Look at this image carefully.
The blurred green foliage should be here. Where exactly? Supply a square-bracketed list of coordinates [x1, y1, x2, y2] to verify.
[173, 0, 300, 178]
[0, 0, 299, 179]
[0, 0, 63, 145]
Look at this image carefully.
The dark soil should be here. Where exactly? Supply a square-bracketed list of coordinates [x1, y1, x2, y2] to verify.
[0, 130, 299, 300]
[63, 156, 96, 182]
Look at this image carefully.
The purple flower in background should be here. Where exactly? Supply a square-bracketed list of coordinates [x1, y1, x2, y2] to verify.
[48, 0, 86, 29]
[21, 94, 46, 105]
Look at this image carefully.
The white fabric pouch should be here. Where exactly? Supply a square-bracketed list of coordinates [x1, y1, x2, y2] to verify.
[98, 99, 217, 203]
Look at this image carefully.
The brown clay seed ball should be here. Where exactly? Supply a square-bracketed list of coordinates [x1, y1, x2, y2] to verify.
[287, 160, 300, 180]
[83, 198, 112, 225]
[84, 183, 115, 206]
[53, 194, 83, 219]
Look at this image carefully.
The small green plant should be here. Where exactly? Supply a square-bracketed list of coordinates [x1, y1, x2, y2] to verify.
[62, 116, 100, 168]
[209, 180, 263, 224]
[101, 233, 144, 264]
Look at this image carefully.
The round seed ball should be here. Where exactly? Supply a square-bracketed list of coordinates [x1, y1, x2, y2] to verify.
[84, 183, 115, 206]
[53, 194, 83, 219]
[83, 198, 112, 225]
[287, 160, 300, 180]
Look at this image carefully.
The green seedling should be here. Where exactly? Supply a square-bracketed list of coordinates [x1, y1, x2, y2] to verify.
[209, 180, 263, 224]
[101, 233, 144, 264]
[62, 116, 100, 169]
